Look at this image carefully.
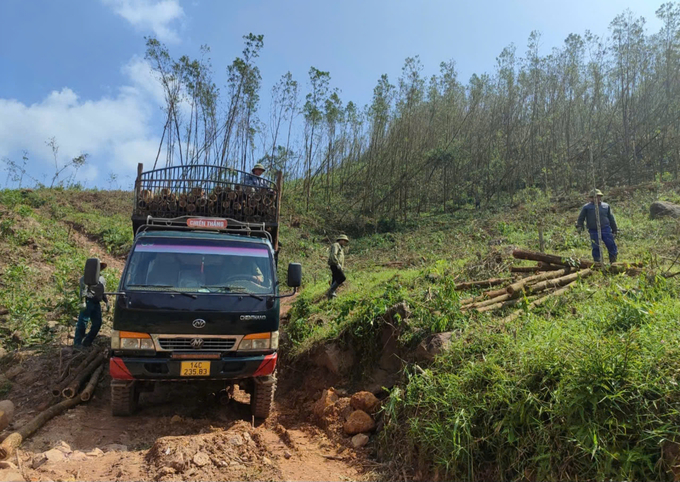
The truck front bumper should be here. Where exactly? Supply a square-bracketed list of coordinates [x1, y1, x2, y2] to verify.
[110, 353, 277, 381]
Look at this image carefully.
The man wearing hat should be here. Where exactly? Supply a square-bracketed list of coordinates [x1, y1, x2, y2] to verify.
[75, 262, 110, 348]
[576, 189, 618, 263]
[244, 163, 268, 188]
[327, 235, 349, 299]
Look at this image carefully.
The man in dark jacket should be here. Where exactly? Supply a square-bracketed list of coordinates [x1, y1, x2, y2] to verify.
[576, 189, 618, 263]
[75, 262, 109, 347]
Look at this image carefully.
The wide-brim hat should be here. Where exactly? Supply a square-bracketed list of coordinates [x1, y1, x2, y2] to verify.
[336, 234, 349, 242]
[590, 189, 604, 197]
[252, 163, 266, 173]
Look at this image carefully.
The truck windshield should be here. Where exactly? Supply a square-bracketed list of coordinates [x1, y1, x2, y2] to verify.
[123, 237, 273, 294]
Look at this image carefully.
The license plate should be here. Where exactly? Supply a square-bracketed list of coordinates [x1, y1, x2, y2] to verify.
[180, 361, 210, 377]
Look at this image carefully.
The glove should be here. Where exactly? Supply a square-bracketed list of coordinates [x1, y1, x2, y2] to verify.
[612, 231, 617, 238]
[105, 302, 111, 312]
[575, 225, 583, 233]
[79, 302, 87, 311]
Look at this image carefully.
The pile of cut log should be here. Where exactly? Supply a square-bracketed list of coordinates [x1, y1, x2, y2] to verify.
[0, 347, 106, 460]
[456, 249, 643, 322]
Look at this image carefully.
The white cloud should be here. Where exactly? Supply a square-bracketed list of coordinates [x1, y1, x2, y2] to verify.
[102, 0, 184, 43]
[0, 58, 166, 187]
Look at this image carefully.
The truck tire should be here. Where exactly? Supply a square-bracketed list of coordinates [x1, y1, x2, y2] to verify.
[250, 374, 276, 419]
[111, 381, 138, 416]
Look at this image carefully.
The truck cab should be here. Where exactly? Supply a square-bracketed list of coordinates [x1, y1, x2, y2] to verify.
[99, 164, 299, 418]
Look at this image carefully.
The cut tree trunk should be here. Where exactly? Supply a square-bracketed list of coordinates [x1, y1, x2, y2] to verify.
[525, 269, 592, 295]
[80, 364, 104, 402]
[501, 282, 577, 324]
[0, 396, 83, 460]
[513, 249, 593, 269]
[52, 348, 100, 397]
[62, 353, 105, 399]
[483, 287, 508, 298]
[473, 295, 539, 313]
[455, 278, 511, 291]
[506, 268, 572, 297]
[462, 293, 511, 310]
[0, 400, 14, 431]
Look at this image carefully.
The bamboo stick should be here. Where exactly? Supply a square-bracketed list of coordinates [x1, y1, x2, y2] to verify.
[483, 287, 508, 298]
[80, 365, 104, 402]
[474, 295, 539, 313]
[455, 278, 512, 291]
[526, 269, 592, 295]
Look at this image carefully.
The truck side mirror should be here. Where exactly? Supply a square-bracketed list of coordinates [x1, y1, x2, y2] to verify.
[287, 263, 302, 288]
[84, 258, 101, 286]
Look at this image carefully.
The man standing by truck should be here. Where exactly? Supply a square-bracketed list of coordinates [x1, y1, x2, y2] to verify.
[75, 262, 109, 348]
[576, 189, 618, 263]
[328, 235, 349, 299]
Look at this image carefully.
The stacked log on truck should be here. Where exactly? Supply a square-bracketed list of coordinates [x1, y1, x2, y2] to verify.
[456, 248, 643, 321]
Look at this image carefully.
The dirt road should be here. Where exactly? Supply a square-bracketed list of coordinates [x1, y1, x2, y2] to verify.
[1, 343, 369, 482]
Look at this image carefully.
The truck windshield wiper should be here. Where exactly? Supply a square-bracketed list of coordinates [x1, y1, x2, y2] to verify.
[201, 285, 265, 301]
[126, 284, 197, 299]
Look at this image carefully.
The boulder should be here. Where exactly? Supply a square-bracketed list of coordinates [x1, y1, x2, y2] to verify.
[650, 201, 680, 219]
[350, 391, 380, 414]
[311, 343, 355, 375]
[0, 469, 24, 482]
[335, 397, 353, 421]
[343, 410, 376, 435]
[192, 452, 210, 467]
[351, 433, 370, 449]
[312, 388, 339, 420]
[415, 332, 454, 362]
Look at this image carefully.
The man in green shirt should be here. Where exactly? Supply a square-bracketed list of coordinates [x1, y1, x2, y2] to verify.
[327, 235, 349, 299]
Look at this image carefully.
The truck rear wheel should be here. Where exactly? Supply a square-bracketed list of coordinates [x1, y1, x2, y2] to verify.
[250, 374, 276, 419]
[111, 381, 138, 416]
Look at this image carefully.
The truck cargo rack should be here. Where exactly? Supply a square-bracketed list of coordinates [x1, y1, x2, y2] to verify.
[136, 215, 273, 244]
[132, 163, 282, 250]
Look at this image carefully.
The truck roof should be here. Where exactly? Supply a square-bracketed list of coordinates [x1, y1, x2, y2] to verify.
[135, 230, 273, 247]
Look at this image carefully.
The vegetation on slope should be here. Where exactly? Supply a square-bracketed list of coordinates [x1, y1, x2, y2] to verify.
[282, 182, 680, 480]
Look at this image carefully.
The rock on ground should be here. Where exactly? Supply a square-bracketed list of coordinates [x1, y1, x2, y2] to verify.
[650, 201, 680, 219]
[312, 343, 356, 375]
[415, 331, 455, 362]
[343, 410, 376, 435]
[350, 391, 380, 413]
[312, 388, 339, 420]
[0, 469, 24, 482]
[351, 433, 370, 448]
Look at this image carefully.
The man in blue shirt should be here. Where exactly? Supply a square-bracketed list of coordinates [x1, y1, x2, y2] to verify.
[576, 189, 618, 263]
[243, 163, 268, 188]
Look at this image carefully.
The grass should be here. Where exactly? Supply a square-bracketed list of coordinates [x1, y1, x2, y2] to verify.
[0, 182, 679, 479]
[280, 181, 680, 480]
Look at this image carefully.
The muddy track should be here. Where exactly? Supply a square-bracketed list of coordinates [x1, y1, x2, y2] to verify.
[0, 222, 371, 481]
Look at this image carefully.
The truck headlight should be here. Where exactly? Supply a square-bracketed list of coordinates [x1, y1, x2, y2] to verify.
[114, 331, 155, 351]
[238, 332, 277, 351]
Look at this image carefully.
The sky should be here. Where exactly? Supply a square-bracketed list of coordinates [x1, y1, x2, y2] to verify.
[0, 0, 665, 189]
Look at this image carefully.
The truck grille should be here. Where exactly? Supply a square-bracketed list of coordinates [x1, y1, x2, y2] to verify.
[158, 337, 237, 351]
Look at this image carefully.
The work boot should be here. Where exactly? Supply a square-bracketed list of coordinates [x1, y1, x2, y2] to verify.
[327, 281, 339, 300]
[609, 254, 617, 264]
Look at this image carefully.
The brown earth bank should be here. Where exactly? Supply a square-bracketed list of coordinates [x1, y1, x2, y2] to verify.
[0, 342, 383, 482]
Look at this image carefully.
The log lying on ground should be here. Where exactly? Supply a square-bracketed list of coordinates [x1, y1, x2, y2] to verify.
[80, 364, 104, 402]
[62, 353, 105, 399]
[52, 348, 99, 396]
[510, 266, 542, 273]
[537, 262, 565, 271]
[513, 249, 593, 269]
[506, 268, 572, 297]
[474, 295, 539, 313]
[455, 278, 511, 291]
[525, 269, 592, 295]
[0, 400, 15, 431]
[462, 293, 511, 310]
[501, 282, 577, 324]
[483, 287, 508, 298]
[0, 396, 83, 460]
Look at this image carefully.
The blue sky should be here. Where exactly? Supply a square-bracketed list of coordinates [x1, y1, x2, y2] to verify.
[0, 0, 664, 188]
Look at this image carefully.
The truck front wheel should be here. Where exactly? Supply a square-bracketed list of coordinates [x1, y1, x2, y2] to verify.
[250, 374, 276, 419]
[111, 381, 139, 416]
